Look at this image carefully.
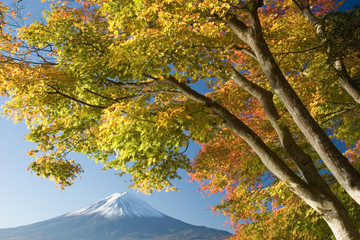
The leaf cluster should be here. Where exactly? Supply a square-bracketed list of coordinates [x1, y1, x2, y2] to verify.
[322, 8, 360, 63]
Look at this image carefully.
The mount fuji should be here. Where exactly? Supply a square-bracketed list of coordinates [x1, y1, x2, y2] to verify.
[0, 192, 232, 240]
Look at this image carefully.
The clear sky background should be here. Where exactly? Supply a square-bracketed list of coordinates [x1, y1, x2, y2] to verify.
[0, 0, 358, 234]
[0, 102, 230, 231]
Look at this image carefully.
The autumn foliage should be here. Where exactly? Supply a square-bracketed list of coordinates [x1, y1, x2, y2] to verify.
[1, 0, 360, 239]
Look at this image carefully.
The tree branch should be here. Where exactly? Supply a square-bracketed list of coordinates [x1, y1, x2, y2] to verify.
[106, 78, 160, 89]
[162, 74, 313, 191]
[225, 15, 251, 44]
[292, 0, 360, 104]
[232, 45, 258, 60]
[273, 46, 322, 56]
[231, 68, 333, 190]
[45, 84, 106, 109]
[84, 88, 119, 102]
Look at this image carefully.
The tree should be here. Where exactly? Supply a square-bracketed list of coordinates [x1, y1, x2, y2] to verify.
[1, 0, 360, 239]
[191, 1, 360, 238]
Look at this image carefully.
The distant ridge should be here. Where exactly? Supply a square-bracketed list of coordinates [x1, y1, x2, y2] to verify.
[0, 192, 232, 240]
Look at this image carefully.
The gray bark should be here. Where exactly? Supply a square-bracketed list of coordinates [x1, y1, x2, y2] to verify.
[225, 11, 360, 207]
[334, 59, 360, 103]
[164, 75, 360, 240]
[231, 69, 328, 188]
[231, 69, 360, 239]
[323, 202, 360, 240]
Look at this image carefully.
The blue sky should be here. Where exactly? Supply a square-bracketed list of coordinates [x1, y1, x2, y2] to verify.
[0, 103, 229, 231]
[0, 0, 358, 234]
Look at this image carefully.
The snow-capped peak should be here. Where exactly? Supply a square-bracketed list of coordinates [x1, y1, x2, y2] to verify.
[66, 192, 164, 218]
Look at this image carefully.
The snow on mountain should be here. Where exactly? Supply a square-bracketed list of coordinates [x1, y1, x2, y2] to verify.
[66, 192, 164, 218]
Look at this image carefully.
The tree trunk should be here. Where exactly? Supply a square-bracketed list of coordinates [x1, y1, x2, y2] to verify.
[226, 15, 360, 206]
[164, 75, 360, 239]
[323, 205, 360, 240]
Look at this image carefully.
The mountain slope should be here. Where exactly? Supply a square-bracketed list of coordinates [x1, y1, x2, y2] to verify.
[0, 193, 232, 240]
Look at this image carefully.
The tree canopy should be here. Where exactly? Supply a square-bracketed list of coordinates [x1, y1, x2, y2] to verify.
[1, 0, 360, 239]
